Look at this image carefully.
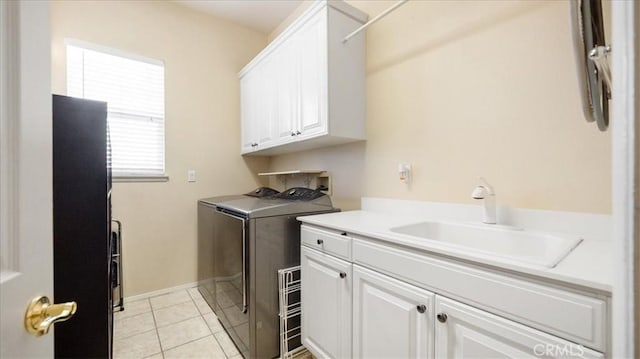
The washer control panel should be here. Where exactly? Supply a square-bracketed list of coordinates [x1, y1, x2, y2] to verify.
[274, 187, 325, 201]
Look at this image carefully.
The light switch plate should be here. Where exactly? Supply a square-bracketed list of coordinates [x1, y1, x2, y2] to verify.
[188, 170, 196, 183]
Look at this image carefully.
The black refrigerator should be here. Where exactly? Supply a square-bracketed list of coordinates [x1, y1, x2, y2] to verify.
[53, 94, 113, 358]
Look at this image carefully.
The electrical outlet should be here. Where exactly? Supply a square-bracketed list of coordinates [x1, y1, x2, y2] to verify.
[398, 163, 411, 184]
[188, 170, 196, 183]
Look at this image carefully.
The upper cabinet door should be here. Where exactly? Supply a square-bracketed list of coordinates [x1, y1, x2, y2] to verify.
[434, 296, 604, 359]
[297, 10, 328, 138]
[240, 71, 257, 153]
[301, 247, 352, 359]
[353, 265, 435, 359]
[275, 34, 299, 142]
[256, 56, 276, 146]
[241, 59, 276, 153]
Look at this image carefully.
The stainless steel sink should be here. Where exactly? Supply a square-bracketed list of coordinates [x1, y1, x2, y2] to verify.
[389, 221, 582, 268]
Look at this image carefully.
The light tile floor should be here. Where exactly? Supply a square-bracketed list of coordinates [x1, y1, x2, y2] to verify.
[113, 287, 242, 359]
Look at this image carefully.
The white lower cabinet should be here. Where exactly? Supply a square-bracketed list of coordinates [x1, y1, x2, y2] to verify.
[300, 225, 607, 359]
[301, 246, 352, 359]
[434, 296, 604, 359]
[353, 265, 434, 359]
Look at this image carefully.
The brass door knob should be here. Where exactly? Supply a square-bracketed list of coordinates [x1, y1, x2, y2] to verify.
[24, 295, 77, 336]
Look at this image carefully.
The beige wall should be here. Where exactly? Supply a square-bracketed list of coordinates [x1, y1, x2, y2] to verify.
[51, 1, 270, 296]
[49, 0, 613, 296]
[269, 0, 612, 214]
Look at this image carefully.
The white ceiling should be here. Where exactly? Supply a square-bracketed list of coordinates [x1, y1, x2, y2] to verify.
[175, 0, 304, 34]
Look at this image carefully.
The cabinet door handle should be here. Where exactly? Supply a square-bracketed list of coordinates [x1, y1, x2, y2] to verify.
[291, 131, 296, 136]
[340, 232, 347, 236]
[296, 131, 301, 135]
[339, 272, 347, 279]
[417, 304, 427, 313]
[317, 239, 324, 245]
[437, 313, 448, 323]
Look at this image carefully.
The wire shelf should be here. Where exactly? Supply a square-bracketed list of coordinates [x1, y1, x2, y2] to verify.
[278, 266, 309, 359]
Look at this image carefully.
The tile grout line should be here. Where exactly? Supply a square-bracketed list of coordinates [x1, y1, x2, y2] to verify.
[147, 298, 165, 358]
[190, 287, 231, 359]
[150, 299, 193, 312]
[161, 330, 213, 354]
[161, 329, 222, 356]
[113, 311, 156, 343]
[157, 289, 227, 357]
[190, 288, 230, 358]
[155, 312, 203, 330]
[151, 291, 205, 330]
[156, 290, 202, 356]
[208, 312, 231, 359]
[117, 288, 236, 359]
[114, 307, 153, 322]
[190, 292, 210, 317]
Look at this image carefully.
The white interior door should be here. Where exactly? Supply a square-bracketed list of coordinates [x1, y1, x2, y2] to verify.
[611, 1, 639, 357]
[0, 1, 55, 357]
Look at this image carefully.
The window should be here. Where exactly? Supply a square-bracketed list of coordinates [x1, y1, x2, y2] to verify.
[66, 40, 166, 178]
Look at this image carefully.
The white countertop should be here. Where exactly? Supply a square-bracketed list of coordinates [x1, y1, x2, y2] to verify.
[298, 210, 612, 294]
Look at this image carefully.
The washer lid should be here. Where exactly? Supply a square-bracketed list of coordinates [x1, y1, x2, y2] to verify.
[272, 187, 326, 201]
[216, 192, 335, 219]
[199, 187, 280, 206]
[198, 194, 246, 207]
[244, 187, 280, 198]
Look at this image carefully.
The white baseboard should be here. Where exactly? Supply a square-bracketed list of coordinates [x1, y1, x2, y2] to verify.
[124, 281, 199, 303]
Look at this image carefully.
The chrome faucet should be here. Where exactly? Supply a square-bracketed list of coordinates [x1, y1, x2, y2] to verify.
[471, 177, 496, 224]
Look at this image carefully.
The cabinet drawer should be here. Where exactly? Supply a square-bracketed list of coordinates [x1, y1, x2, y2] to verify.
[301, 225, 351, 260]
[353, 237, 608, 352]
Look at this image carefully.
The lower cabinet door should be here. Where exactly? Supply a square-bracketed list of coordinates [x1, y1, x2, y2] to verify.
[434, 296, 604, 359]
[301, 247, 352, 358]
[353, 265, 435, 359]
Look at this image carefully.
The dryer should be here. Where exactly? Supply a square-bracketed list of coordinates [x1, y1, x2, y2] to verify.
[196, 187, 279, 320]
[199, 187, 338, 358]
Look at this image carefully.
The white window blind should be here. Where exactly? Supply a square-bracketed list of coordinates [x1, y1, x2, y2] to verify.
[66, 42, 165, 177]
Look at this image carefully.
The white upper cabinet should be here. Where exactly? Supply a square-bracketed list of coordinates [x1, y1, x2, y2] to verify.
[239, 0, 367, 155]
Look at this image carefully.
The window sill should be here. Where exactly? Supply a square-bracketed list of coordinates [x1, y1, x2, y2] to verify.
[113, 175, 169, 183]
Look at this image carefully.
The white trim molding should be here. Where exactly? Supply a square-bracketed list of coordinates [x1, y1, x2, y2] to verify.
[0, 0, 19, 274]
[112, 175, 170, 183]
[611, 0, 638, 358]
[123, 281, 199, 303]
[64, 38, 164, 67]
